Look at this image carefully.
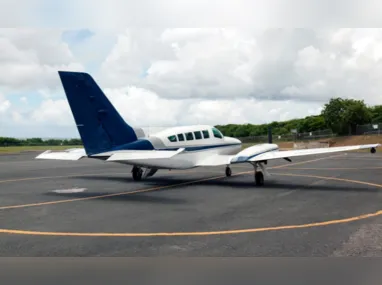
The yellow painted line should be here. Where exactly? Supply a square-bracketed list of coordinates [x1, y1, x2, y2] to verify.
[0, 153, 345, 185]
[269, 153, 347, 169]
[0, 174, 228, 210]
[331, 156, 382, 160]
[273, 173, 382, 188]
[0, 154, 345, 210]
[1, 210, 379, 237]
[1, 168, 382, 237]
[0, 173, 381, 237]
[281, 167, 382, 170]
[0, 169, 211, 184]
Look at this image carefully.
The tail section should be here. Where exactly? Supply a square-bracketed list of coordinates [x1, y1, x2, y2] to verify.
[58, 71, 138, 155]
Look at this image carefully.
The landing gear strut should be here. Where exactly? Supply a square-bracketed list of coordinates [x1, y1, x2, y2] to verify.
[225, 166, 232, 177]
[132, 166, 143, 181]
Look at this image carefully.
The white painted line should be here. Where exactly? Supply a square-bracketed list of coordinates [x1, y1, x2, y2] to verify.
[52, 188, 87, 194]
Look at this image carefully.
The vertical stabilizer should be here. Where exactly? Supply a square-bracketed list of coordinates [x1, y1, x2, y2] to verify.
[58, 71, 138, 155]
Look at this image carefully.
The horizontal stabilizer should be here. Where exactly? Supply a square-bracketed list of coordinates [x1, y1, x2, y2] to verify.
[35, 149, 87, 160]
[106, 148, 185, 162]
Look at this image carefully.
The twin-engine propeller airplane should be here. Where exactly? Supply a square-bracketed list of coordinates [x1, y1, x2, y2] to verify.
[36, 71, 381, 186]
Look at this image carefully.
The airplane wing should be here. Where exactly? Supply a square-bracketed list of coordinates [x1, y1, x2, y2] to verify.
[246, 143, 381, 163]
[198, 143, 380, 166]
[35, 147, 186, 162]
[35, 148, 87, 160]
[106, 148, 185, 162]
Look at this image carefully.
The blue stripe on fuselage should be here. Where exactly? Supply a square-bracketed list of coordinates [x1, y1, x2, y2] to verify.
[106, 138, 241, 153]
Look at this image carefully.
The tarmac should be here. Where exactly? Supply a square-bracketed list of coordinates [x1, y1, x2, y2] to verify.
[1, 150, 382, 256]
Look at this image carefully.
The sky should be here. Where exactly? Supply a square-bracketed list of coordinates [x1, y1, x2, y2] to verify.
[0, 1, 381, 138]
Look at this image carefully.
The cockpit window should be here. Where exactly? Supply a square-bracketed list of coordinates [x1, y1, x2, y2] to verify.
[194, 131, 202, 140]
[177, 134, 185, 141]
[185, 132, 194, 141]
[168, 135, 177, 142]
[212, 128, 223, 139]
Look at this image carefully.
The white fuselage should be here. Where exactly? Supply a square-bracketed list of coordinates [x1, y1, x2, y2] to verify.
[102, 125, 279, 170]
[113, 125, 243, 169]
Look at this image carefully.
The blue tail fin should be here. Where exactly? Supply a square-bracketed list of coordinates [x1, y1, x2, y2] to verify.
[58, 71, 138, 155]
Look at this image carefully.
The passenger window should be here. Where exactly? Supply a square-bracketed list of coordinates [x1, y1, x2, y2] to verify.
[202, 130, 210, 139]
[194, 131, 202, 140]
[212, 128, 223, 139]
[177, 134, 185, 141]
[185, 132, 194, 141]
[168, 135, 177, 142]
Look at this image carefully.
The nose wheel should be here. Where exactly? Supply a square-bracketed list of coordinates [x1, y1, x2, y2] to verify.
[225, 166, 232, 177]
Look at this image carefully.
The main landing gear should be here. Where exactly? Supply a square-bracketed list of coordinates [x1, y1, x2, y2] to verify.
[251, 162, 265, 186]
[132, 166, 143, 181]
[225, 162, 266, 186]
[132, 165, 158, 181]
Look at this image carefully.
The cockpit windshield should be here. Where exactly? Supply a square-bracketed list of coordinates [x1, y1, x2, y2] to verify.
[212, 127, 223, 139]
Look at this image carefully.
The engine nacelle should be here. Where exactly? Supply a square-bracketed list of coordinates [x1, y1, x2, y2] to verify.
[231, 143, 279, 163]
[371, 147, 376, 154]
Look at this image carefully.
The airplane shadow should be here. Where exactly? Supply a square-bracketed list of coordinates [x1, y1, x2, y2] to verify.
[70, 175, 380, 193]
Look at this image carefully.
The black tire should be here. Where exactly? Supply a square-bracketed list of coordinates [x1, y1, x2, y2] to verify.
[132, 166, 143, 181]
[255, 171, 264, 186]
[225, 167, 232, 177]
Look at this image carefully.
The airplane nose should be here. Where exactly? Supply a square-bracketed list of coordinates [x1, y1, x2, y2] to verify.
[226, 136, 242, 144]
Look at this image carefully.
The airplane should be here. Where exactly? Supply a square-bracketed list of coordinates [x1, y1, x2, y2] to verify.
[36, 71, 381, 186]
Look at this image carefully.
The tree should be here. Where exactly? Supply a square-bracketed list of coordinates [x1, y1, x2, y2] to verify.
[321, 98, 348, 134]
[369, 105, 382, 123]
[321, 97, 371, 135]
[342, 99, 371, 134]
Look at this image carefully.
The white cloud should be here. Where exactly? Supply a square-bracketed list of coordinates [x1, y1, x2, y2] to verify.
[0, 28, 84, 93]
[0, 93, 10, 113]
[98, 28, 382, 106]
[7, 86, 321, 138]
[22, 0, 382, 29]
[3, 27, 382, 138]
[30, 99, 73, 126]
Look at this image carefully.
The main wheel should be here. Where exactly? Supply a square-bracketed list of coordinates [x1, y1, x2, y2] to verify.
[225, 166, 232, 177]
[132, 166, 143, 181]
[255, 171, 264, 186]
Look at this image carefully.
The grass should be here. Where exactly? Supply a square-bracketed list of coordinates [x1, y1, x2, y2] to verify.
[0, 145, 83, 154]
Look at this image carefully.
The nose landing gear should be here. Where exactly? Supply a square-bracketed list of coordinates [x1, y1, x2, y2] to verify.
[225, 166, 232, 177]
